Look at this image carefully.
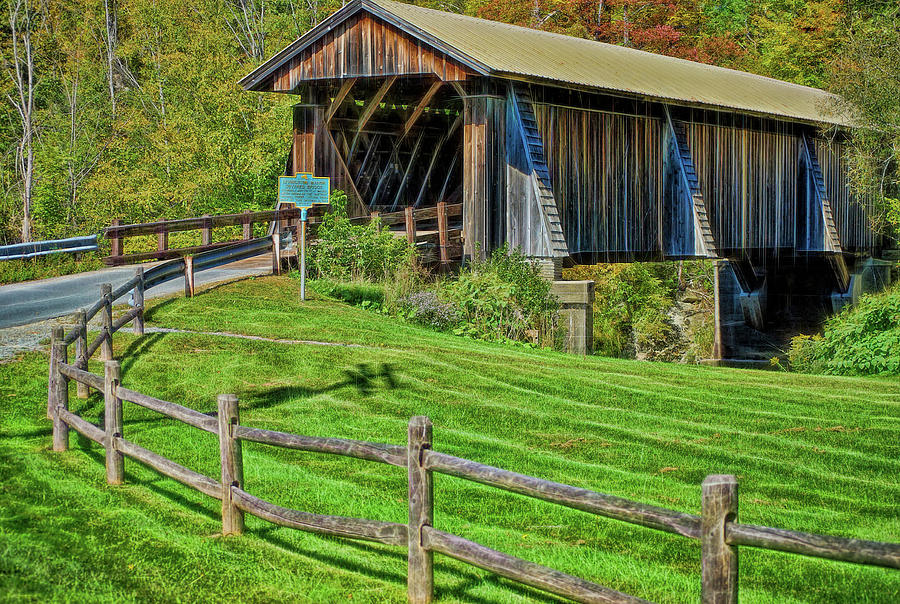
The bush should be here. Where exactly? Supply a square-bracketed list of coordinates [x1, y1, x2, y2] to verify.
[440, 246, 558, 343]
[788, 284, 900, 376]
[395, 291, 460, 330]
[310, 191, 414, 282]
[563, 261, 714, 361]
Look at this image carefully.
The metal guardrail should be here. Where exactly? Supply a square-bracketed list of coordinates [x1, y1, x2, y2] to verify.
[0, 235, 98, 261]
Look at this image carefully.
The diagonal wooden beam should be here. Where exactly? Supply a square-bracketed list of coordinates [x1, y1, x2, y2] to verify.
[414, 114, 462, 207]
[324, 78, 357, 125]
[401, 81, 444, 140]
[357, 76, 397, 133]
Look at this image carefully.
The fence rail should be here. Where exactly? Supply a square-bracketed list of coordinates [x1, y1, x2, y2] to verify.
[46, 335, 900, 602]
[0, 235, 98, 261]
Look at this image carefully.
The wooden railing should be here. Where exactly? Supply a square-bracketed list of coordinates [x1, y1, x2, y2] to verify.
[46, 340, 900, 603]
[103, 208, 302, 265]
[104, 203, 463, 267]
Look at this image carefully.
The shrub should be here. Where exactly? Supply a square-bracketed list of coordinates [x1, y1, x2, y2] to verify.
[563, 261, 714, 361]
[441, 246, 558, 343]
[395, 291, 460, 330]
[309, 191, 414, 282]
[789, 284, 900, 376]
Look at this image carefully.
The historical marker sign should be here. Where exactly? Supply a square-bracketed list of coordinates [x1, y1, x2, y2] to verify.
[278, 173, 331, 209]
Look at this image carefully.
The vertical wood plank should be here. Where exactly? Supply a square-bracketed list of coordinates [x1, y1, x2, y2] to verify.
[405, 206, 416, 244]
[702, 474, 739, 604]
[51, 326, 69, 452]
[104, 360, 124, 484]
[100, 283, 113, 361]
[437, 202, 449, 264]
[218, 394, 244, 536]
[408, 416, 433, 604]
[75, 309, 89, 399]
[133, 267, 145, 336]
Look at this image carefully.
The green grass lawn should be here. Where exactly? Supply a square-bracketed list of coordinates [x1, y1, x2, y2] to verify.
[1, 275, 898, 603]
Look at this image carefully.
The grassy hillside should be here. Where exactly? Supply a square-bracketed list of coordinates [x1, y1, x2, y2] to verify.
[1, 276, 898, 603]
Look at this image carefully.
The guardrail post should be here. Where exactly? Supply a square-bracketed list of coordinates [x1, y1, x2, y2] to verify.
[218, 394, 244, 536]
[202, 214, 212, 246]
[51, 326, 69, 452]
[133, 267, 145, 336]
[110, 219, 122, 258]
[437, 202, 449, 265]
[100, 283, 113, 361]
[271, 233, 281, 276]
[702, 474, 739, 604]
[408, 415, 433, 603]
[104, 361, 124, 485]
[75, 309, 89, 399]
[184, 256, 195, 298]
[242, 210, 252, 240]
[405, 206, 416, 245]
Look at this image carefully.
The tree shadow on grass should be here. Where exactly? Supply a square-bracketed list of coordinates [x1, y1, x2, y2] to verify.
[239, 363, 399, 412]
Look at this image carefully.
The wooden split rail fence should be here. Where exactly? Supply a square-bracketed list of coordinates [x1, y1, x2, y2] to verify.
[104, 202, 463, 267]
[46, 329, 899, 603]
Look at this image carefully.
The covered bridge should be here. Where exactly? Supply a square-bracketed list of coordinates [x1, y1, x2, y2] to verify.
[240, 0, 890, 360]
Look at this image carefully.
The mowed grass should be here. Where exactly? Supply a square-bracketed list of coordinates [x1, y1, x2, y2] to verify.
[1, 275, 898, 603]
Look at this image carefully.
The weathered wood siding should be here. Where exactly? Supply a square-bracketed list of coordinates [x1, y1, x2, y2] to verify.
[522, 94, 875, 258]
[463, 95, 506, 258]
[684, 116, 800, 252]
[271, 14, 472, 90]
[531, 103, 665, 255]
[815, 138, 875, 250]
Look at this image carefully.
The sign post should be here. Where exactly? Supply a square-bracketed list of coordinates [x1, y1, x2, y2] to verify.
[277, 173, 330, 301]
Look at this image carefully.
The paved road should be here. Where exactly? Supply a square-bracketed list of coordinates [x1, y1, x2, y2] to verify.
[0, 256, 273, 329]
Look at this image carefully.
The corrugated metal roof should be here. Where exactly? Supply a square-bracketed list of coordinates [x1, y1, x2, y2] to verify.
[242, 0, 851, 126]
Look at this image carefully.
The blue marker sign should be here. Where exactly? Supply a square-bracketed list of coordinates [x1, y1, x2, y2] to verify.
[278, 173, 331, 210]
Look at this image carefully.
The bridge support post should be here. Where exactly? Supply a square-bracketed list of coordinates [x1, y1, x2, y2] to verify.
[551, 280, 594, 355]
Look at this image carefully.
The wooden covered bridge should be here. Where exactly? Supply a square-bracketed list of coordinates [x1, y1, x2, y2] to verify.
[240, 0, 891, 360]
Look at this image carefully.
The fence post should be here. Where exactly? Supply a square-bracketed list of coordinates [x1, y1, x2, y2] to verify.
[218, 394, 244, 536]
[51, 326, 69, 452]
[405, 206, 416, 244]
[104, 361, 124, 485]
[201, 214, 212, 246]
[408, 415, 433, 603]
[184, 256, 195, 298]
[100, 283, 113, 361]
[437, 201, 449, 265]
[702, 474, 739, 604]
[133, 267, 145, 336]
[157, 225, 168, 255]
[110, 219, 122, 259]
[271, 233, 281, 276]
[75, 309, 89, 399]
[47, 326, 60, 418]
[242, 210, 252, 240]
